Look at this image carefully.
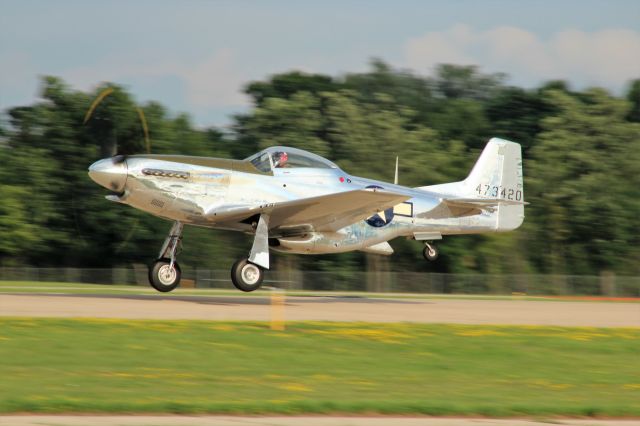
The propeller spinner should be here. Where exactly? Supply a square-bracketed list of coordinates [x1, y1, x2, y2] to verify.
[88, 156, 127, 193]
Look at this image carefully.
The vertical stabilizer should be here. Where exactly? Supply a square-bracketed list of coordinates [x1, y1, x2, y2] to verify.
[465, 138, 525, 231]
[418, 137, 525, 231]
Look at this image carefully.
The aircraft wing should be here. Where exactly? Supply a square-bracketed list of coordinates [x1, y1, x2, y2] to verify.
[208, 189, 410, 233]
[419, 197, 527, 219]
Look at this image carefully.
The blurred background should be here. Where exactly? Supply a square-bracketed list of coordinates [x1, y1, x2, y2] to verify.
[1, 0, 639, 292]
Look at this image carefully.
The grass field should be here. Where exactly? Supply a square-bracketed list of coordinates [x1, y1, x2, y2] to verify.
[1, 318, 638, 416]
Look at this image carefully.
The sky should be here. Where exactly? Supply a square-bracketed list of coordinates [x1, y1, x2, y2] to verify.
[1, 0, 639, 127]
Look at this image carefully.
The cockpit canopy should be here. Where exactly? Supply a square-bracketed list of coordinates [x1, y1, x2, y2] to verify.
[245, 146, 338, 173]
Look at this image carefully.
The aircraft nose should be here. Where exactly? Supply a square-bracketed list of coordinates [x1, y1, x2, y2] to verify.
[88, 156, 128, 192]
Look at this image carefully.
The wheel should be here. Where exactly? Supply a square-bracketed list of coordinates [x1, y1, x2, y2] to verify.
[149, 258, 181, 292]
[230, 258, 264, 292]
[423, 244, 439, 261]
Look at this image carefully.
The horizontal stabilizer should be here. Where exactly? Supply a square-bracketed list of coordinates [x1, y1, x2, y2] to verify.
[446, 198, 528, 209]
[419, 198, 526, 220]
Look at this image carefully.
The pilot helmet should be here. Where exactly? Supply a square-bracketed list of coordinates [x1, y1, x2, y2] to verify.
[274, 151, 288, 167]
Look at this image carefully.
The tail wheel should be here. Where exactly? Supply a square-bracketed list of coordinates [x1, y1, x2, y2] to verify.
[231, 258, 264, 292]
[149, 258, 181, 292]
[423, 244, 439, 262]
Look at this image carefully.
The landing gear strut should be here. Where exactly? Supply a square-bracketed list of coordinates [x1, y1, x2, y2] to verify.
[230, 214, 269, 292]
[423, 242, 439, 261]
[149, 221, 183, 292]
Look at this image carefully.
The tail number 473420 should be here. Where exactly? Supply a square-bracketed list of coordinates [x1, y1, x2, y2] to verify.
[476, 184, 522, 201]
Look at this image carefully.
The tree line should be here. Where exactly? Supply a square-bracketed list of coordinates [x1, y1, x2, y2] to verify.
[1, 60, 639, 277]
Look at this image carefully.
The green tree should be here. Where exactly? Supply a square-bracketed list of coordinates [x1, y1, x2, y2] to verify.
[343, 59, 434, 123]
[485, 87, 555, 155]
[242, 91, 330, 155]
[0, 184, 39, 264]
[433, 64, 506, 101]
[626, 79, 640, 122]
[428, 98, 491, 151]
[323, 90, 465, 185]
[245, 71, 338, 106]
[527, 89, 640, 275]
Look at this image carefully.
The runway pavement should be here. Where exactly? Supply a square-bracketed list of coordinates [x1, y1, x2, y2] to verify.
[1, 292, 638, 326]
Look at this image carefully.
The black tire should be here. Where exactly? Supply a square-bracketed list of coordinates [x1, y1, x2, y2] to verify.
[149, 258, 181, 292]
[230, 258, 264, 292]
[423, 245, 439, 261]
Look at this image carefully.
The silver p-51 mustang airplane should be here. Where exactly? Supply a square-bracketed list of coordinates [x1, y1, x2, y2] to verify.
[88, 137, 525, 292]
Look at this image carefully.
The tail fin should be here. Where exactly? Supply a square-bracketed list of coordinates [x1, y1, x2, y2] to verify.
[466, 138, 525, 231]
[419, 137, 525, 231]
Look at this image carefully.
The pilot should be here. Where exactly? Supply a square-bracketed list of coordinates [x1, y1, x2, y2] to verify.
[273, 151, 288, 168]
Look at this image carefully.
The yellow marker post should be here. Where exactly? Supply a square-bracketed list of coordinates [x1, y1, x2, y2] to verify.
[270, 288, 286, 331]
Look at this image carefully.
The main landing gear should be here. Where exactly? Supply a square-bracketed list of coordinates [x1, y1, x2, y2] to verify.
[230, 259, 264, 292]
[148, 215, 272, 293]
[231, 214, 270, 292]
[422, 242, 439, 261]
[149, 221, 183, 292]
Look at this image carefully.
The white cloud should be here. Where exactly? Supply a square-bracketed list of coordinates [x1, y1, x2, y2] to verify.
[405, 25, 640, 91]
[180, 49, 248, 108]
[59, 49, 250, 109]
[405, 24, 475, 68]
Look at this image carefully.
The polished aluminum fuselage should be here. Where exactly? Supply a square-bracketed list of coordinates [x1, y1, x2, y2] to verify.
[105, 156, 498, 255]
